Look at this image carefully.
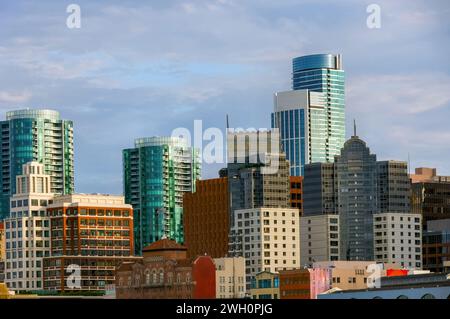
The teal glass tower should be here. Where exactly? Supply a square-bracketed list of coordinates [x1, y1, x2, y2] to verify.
[0, 109, 74, 219]
[272, 54, 345, 176]
[123, 136, 201, 255]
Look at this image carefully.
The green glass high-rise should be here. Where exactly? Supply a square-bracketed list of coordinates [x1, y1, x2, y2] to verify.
[0, 109, 74, 219]
[123, 136, 201, 255]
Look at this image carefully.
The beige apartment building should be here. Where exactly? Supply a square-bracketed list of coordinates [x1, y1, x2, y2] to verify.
[313, 261, 397, 291]
[229, 207, 300, 291]
[214, 257, 246, 299]
[4, 162, 54, 291]
[373, 212, 422, 269]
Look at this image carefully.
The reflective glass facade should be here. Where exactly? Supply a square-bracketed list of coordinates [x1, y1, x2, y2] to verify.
[0, 109, 74, 219]
[123, 137, 200, 255]
[274, 54, 345, 176]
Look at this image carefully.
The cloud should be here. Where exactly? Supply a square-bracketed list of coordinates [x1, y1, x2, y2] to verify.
[0, 0, 449, 192]
[0, 90, 32, 103]
[348, 73, 450, 115]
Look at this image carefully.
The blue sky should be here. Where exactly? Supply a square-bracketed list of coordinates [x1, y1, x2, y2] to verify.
[0, 0, 449, 194]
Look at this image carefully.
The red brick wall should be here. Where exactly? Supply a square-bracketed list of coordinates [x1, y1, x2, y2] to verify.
[192, 256, 216, 299]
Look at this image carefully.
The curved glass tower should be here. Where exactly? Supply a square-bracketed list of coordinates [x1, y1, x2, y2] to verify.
[123, 136, 201, 255]
[0, 109, 74, 218]
[292, 54, 345, 162]
[272, 54, 345, 176]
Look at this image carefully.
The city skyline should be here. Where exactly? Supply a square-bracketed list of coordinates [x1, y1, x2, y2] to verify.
[0, 0, 449, 196]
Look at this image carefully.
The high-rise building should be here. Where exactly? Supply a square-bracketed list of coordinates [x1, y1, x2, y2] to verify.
[423, 219, 450, 273]
[184, 178, 229, 259]
[229, 207, 300, 291]
[271, 54, 345, 176]
[4, 162, 53, 292]
[300, 214, 340, 265]
[42, 194, 137, 292]
[227, 130, 288, 217]
[301, 131, 411, 262]
[335, 135, 410, 261]
[0, 109, 74, 218]
[123, 136, 201, 254]
[214, 257, 246, 299]
[411, 169, 450, 230]
[373, 213, 422, 269]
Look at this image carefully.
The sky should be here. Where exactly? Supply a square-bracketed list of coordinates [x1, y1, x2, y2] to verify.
[0, 0, 449, 194]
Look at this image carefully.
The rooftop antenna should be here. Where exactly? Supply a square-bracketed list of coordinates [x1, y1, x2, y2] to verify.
[353, 119, 357, 137]
[226, 114, 230, 131]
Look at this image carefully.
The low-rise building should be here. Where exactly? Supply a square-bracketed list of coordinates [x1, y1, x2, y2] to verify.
[279, 269, 310, 299]
[214, 257, 246, 299]
[115, 238, 216, 299]
[318, 272, 450, 299]
[250, 271, 279, 299]
[373, 212, 422, 269]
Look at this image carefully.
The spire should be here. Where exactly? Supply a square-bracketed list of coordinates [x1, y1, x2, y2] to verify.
[353, 119, 357, 137]
[226, 114, 230, 130]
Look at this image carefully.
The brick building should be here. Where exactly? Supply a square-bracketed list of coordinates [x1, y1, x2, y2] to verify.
[279, 269, 311, 299]
[115, 238, 216, 299]
[183, 178, 229, 259]
[42, 194, 137, 292]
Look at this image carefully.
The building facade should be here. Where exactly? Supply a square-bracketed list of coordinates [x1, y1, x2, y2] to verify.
[423, 219, 450, 272]
[183, 178, 229, 259]
[0, 109, 74, 218]
[373, 213, 422, 269]
[289, 176, 303, 213]
[305, 131, 411, 262]
[318, 272, 450, 299]
[42, 194, 135, 292]
[4, 162, 53, 291]
[214, 257, 246, 299]
[273, 53, 345, 177]
[279, 269, 311, 299]
[411, 175, 450, 230]
[0, 222, 4, 283]
[250, 271, 279, 299]
[272, 90, 327, 176]
[300, 214, 340, 266]
[115, 239, 216, 299]
[123, 136, 201, 254]
[229, 207, 300, 290]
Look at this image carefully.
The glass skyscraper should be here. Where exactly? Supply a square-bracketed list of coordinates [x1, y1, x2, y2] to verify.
[123, 136, 201, 255]
[272, 54, 345, 176]
[0, 109, 74, 219]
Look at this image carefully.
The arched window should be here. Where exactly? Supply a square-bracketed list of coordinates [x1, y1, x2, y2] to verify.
[177, 273, 181, 283]
[186, 272, 191, 284]
[118, 277, 124, 287]
[396, 295, 408, 299]
[134, 274, 140, 287]
[421, 293, 436, 299]
[152, 270, 157, 284]
[127, 276, 132, 287]
[145, 270, 151, 285]
[167, 272, 173, 284]
[159, 269, 164, 283]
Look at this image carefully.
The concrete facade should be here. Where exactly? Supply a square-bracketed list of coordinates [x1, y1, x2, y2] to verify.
[214, 257, 246, 299]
